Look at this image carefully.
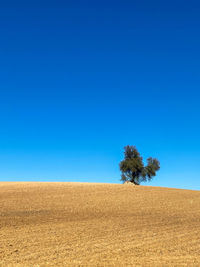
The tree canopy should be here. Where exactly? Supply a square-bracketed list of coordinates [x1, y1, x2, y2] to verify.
[119, 145, 160, 185]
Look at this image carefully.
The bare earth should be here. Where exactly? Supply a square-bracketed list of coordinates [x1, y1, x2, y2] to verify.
[0, 182, 200, 266]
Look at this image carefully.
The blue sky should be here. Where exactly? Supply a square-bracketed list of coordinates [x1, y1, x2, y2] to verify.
[0, 1, 200, 189]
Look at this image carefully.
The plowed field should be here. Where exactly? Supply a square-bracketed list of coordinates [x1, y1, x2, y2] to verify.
[0, 182, 200, 266]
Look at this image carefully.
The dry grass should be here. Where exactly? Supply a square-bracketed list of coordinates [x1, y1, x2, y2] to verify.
[0, 182, 200, 266]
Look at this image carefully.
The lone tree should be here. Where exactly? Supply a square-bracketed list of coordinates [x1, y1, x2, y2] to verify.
[119, 145, 160, 185]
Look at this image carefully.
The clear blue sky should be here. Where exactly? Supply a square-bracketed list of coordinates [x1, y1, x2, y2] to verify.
[0, 1, 200, 190]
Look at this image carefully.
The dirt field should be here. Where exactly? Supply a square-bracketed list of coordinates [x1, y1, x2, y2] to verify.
[0, 182, 200, 266]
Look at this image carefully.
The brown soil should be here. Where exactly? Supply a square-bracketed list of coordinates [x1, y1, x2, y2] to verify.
[0, 182, 200, 266]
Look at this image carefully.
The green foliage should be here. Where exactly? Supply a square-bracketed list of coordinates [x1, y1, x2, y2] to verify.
[119, 145, 160, 185]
